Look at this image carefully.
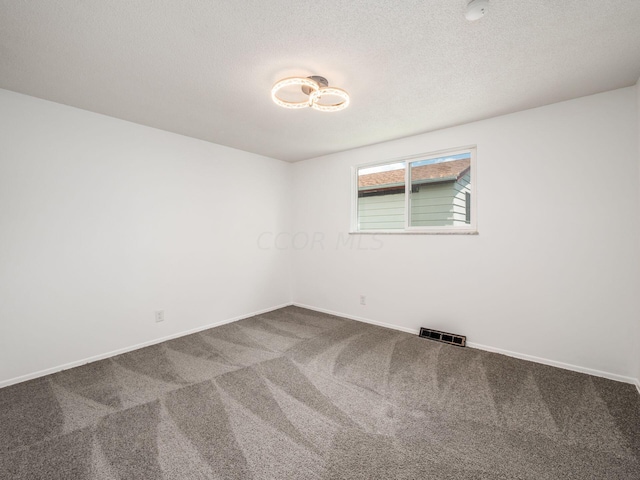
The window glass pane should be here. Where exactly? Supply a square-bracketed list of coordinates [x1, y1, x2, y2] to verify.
[409, 153, 471, 227]
[357, 162, 405, 230]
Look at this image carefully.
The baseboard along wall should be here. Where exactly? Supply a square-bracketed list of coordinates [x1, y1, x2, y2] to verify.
[293, 303, 640, 390]
[0, 303, 292, 389]
[3, 301, 639, 395]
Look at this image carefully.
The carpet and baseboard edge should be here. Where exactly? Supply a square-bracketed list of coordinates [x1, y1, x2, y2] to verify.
[293, 302, 640, 391]
[3, 301, 639, 396]
[0, 302, 292, 389]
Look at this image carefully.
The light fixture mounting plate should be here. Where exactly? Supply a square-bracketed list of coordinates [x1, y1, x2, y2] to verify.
[302, 76, 328, 95]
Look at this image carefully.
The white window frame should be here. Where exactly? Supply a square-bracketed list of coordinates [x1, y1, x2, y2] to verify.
[350, 146, 478, 235]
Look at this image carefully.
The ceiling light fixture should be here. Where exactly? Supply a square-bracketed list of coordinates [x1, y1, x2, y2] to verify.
[271, 75, 350, 112]
[465, 0, 489, 21]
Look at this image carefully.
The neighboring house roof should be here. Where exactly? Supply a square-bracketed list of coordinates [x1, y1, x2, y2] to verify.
[359, 158, 470, 190]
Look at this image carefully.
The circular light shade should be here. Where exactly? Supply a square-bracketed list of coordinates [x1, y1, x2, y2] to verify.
[271, 77, 319, 109]
[310, 87, 350, 112]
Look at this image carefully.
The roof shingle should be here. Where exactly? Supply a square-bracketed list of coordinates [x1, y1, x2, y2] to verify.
[358, 158, 470, 189]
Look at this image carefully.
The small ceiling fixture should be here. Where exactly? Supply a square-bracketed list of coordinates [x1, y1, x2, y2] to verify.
[465, 0, 489, 21]
[271, 75, 350, 112]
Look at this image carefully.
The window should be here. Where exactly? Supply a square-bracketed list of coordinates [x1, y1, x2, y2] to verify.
[353, 147, 476, 234]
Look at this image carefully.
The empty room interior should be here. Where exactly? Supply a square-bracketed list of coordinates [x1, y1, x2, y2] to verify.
[1, 1, 640, 479]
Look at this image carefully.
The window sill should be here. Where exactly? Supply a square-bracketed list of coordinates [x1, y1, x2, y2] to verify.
[349, 230, 478, 235]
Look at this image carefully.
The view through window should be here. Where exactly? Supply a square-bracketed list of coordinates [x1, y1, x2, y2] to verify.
[356, 148, 475, 232]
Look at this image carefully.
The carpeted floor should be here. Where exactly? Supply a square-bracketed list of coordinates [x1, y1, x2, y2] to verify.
[0, 306, 639, 479]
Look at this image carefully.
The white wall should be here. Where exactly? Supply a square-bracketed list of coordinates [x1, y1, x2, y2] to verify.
[291, 87, 640, 381]
[2, 85, 639, 388]
[0, 89, 291, 386]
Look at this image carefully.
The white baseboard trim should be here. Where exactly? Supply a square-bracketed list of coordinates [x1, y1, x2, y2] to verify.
[293, 302, 639, 389]
[465, 341, 638, 386]
[0, 302, 293, 390]
[293, 303, 420, 336]
[4, 301, 638, 395]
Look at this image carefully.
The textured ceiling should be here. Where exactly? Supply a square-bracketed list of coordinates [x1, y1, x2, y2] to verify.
[1, 1, 639, 162]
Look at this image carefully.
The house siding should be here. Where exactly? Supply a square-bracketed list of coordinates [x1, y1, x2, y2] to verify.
[358, 173, 471, 229]
[358, 192, 405, 230]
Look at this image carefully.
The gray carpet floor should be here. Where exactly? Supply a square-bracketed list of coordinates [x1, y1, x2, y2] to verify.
[1, 306, 639, 479]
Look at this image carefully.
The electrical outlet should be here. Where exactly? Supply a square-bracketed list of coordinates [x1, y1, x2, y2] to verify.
[155, 310, 165, 323]
[360, 295, 366, 305]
